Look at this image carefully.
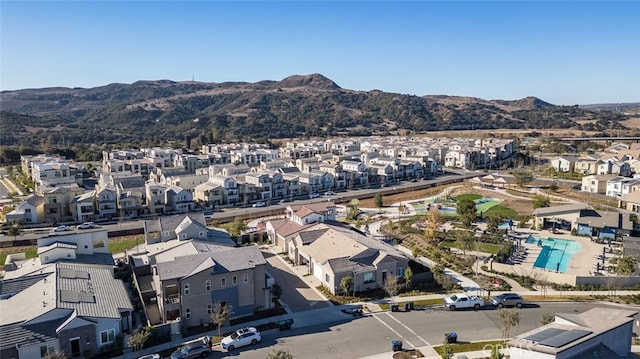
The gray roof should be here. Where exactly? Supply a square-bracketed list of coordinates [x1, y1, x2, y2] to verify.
[576, 210, 633, 231]
[0, 272, 51, 298]
[158, 213, 206, 233]
[0, 319, 63, 351]
[157, 245, 265, 281]
[327, 257, 375, 275]
[297, 229, 329, 245]
[56, 262, 133, 318]
[533, 203, 589, 216]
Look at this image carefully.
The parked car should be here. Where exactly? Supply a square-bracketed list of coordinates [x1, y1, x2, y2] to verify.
[252, 201, 266, 208]
[279, 198, 291, 204]
[137, 354, 160, 359]
[77, 222, 95, 229]
[309, 193, 320, 199]
[491, 293, 525, 308]
[52, 225, 70, 232]
[170, 339, 210, 358]
[324, 191, 335, 196]
[444, 293, 485, 311]
[221, 327, 261, 351]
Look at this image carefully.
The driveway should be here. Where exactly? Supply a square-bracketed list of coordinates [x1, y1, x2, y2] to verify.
[262, 250, 330, 313]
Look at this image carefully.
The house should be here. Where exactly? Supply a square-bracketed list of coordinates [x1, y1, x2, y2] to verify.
[606, 177, 640, 198]
[136, 242, 269, 329]
[508, 307, 637, 359]
[574, 158, 600, 175]
[193, 181, 224, 208]
[265, 202, 337, 254]
[286, 222, 409, 295]
[550, 156, 579, 173]
[581, 174, 616, 194]
[95, 185, 117, 220]
[144, 213, 233, 246]
[618, 190, 640, 213]
[70, 190, 96, 223]
[0, 231, 132, 359]
[165, 185, 194, 213]
[5, 194, 44, 225]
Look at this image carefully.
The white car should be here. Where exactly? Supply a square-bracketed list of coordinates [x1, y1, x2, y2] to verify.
[444, 293, 485, 311]
[324, 191, 335, 196]
[52, 225, 70, 232]
[252, 201, 266, 208]
[221, 327, 261, 351]
[137, 354, 160, 359]
[77, 222, 95, 229]
[309, 193, 320, 199]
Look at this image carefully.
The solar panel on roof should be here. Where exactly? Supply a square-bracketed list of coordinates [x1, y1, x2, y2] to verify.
[523, 328, 567, 343]
[539, 329, 592, 348]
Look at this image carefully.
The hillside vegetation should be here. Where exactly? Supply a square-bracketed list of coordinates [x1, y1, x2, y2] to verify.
[0, 74, 628, 149]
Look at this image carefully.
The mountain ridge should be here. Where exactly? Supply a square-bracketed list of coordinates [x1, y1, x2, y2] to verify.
[0, 74, 628, 149]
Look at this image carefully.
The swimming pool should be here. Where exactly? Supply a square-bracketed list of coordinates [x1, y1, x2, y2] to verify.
[526, 235, 581, 273]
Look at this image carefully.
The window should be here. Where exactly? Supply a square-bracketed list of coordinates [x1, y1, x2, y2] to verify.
[397, 267, 405, 276]
[205, 280, 211, 291]
[40, 344, 55, 357]
[325, 273, 330, 283]
[181, 234, 187, 239]
[232, 276, 237, 285]
[183, 283, 190, 295]
[25, 208, 31, 213]
[221, 277, 226, 287]
[100, 329, 115, 344]
[363, 272, 375, 284]
[185, 308, 191, 319]
[243, 273, 249, 283]
[207, 304, 213, 314]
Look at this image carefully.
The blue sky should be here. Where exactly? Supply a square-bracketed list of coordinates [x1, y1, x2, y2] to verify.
[1, 1, 638, 105]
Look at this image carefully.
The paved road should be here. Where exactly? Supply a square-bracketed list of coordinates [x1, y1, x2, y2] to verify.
[262, 250, 330, 313]
[206, 302, 640, 359]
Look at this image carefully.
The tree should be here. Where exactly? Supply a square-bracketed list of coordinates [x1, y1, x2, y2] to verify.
[403, 267, 413, 289]
[540, 312, 555, 325]
[267, 349, 294, 359]
[340, 275, 354, 296]
[374, 193, 384, 208]
[383, 274, 399, 302]
[486, 214, 504, 233]
[270, 283, 283, 311]
[490, 345, 504, 359]
[532, 195, 550, 209]
[7, 224, 22, 239]
[224, 216, 247, 237]
[456, 197, 477, 227]
[424, 208, 442, 243]
[498, 308, 521, 343]
[128, 327, 152, 352]
[411, 246, 420, 259]
[616, 255, 636, 274]
[440, 340, 454, 359]
[210, 302, 233, 340]
[512, 170, 533, 187]
[456, 230, 476, 256]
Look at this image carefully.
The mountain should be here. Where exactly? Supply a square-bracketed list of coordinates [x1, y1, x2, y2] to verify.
[579, 102, 640, 113]
[0, 74, 628, 149]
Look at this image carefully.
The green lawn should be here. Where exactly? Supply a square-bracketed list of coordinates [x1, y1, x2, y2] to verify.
[484, 205, 518, 218]
[440, 240, 502, 254]
[108, 238, 143, 254]
[454, 194, 482, 201]
[0, 248, 38, 267]
[475, 200, 501, 213]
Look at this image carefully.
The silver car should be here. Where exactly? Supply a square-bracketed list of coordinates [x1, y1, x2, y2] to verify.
[491, 293, 525, 308]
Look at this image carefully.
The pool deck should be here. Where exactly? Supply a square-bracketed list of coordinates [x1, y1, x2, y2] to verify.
[501, 228, 618, 280]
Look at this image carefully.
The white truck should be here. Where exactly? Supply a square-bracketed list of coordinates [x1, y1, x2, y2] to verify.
[444, 293, 485, 311]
